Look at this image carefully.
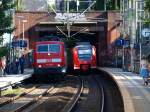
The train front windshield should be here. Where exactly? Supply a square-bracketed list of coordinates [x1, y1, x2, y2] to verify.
[78, 47, 92, 60]
[37, 44, 60, 53]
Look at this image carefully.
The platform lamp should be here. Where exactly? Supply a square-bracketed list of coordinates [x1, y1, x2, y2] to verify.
[21, 19, 27, 55]
[7, 8, 15, 74]
[17, 16, 24, 39]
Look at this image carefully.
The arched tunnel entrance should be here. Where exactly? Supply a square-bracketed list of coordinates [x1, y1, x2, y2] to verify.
[38, 31, 98, 46]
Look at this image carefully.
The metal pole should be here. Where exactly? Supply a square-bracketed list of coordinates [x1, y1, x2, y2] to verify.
[9, 9, 14, 73]
[77, 0, 79, 11]
[67, 0, 69, 13]
[67, 23, 71, 38]
[9, 33, 11, 73]
[104, 0, 106, 11]
[19, 19, 21, 39]
[116, 48, 118, 68]
[23, 22, 24, 40]
[139, 15, 142, 67]
[67, 0, 70, 37]
[9, 10, 12, 64]
[115, 0, 117, 10]
[22, 20, 27, 40]
[19, 18, 21, 58]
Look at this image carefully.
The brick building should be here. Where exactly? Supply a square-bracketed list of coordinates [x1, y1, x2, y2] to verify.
[14, 11, 120, 66]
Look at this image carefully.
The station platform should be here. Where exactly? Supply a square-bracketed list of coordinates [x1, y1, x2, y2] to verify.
[0, 68, 33, 90]
[99, 67, 150, 112]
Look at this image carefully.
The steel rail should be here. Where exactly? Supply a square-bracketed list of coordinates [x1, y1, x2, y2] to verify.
[100, 83, 104, 112]
[93, 76, 105, 112]
[0, 85, 38, 107]
[13, 86, 54, 112]
[0, 85, 54, 112]
[61, 77, 83, 112]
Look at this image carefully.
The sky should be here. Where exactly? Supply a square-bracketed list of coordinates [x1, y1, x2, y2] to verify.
[3, 33, 13, 45]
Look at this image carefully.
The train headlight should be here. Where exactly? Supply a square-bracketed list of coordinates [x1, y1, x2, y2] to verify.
[92, 48, 96, 55]
[57, 64, 61, 67]
[38, 65, 42, 68]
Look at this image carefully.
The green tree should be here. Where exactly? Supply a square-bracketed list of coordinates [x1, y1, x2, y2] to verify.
[106, 0, 120, 10]
[0, 0, 14, 44]
[94, 0, 120, 11]
[144, 0, 150, 24]
[145, 0, 150, 11]
[15, 0, 23, 11]
[95, 0, 104, 10]
[0, 46, 9, 58]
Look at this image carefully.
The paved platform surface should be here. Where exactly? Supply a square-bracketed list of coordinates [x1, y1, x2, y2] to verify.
[99, 67, 150, 112]
[0, 69, 33, 89]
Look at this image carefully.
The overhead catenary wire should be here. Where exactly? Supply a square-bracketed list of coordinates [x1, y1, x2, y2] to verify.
[43, 0, 101, 38]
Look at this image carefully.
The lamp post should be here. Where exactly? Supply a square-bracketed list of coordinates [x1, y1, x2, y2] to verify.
[77, 0, 79, 11]
[17, 16, 24, 39]
[7, 8, 15, 74]
[21, 19, 27, 55]
[9, 9, 15, 63]
[17, 16, 24, 57]
[22, 19, 27, 40]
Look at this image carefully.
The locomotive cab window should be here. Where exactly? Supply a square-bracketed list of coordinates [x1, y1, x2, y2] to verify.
[49, 44, 60, 53]
[37, 44, 60, 53]
[37, 44, 48, 53]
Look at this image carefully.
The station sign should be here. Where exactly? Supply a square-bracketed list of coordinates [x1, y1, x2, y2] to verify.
[12, 40, 27, 48]
[142, 28, 150, 37]
[115, 38, 130, 48]
[115, 38, 124, 48]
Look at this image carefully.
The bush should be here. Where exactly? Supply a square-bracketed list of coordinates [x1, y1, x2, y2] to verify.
[0, 46, 9, 58]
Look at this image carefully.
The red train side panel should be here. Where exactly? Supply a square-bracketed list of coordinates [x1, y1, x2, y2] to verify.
[33, 41, 67, 74]
[73, 43, 96, 71]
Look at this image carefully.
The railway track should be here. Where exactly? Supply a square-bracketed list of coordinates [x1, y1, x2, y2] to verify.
[0, 70, 124, 112]
[0, 85, 39, 107]
[0, 85, 53, 112]
[61, 77, 83, 112]
[21, 76, 81, 112]
[71, 75, 104, 112]
[21, 75, 104, 112]
[94, 69, 124, 112]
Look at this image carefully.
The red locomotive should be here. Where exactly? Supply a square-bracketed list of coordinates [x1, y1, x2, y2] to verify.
[72, 42, 96, 72]
[33, 41, 67, 76]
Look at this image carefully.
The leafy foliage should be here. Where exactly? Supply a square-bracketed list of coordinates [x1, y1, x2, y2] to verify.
[106, 0, 120, 10]
[94, 0, 120, 10]
[0, 0, 15, 44]
[0, 46, 9, 58]
[15, 0, 23, 11]
[145, 0, 150, 11]
[144, 0, 150, 24]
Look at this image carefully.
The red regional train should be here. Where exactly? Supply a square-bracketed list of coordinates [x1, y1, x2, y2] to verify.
[33, 41, 67, 76]
[72, 42, 96, 72]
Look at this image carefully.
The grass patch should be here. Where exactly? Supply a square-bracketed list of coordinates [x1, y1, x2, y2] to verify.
[1, 87, 23, 97]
